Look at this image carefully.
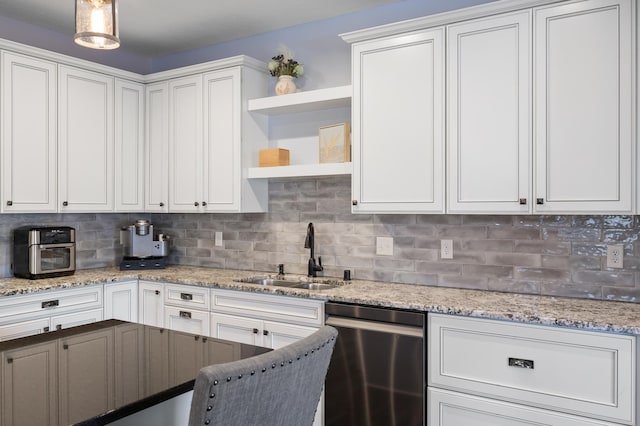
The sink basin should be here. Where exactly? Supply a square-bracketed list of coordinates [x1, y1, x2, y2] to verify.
[236, 276, 342, 290]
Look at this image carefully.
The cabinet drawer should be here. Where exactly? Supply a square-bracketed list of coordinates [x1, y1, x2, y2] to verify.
[165, 306, 210, 336]
[0, 286, 103, 321]
[210, 289, 323, 326]
[164, 284, 210, 310]
[428, 388, 622, 426]
[428, 314, 636, 424]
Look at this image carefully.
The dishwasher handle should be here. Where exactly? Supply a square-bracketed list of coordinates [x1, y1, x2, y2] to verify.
[326, 316, 423, 338]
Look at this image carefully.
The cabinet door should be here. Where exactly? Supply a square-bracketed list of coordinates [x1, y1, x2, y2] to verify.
[139, 281, 164, 327]
[114, 323, 144, 407]
[203, 68, 241, 212]
[428, 388, 620, 426]
[1, 52, 57, 213]
[58, 66, 114, 212]
[263, 321, 317, 349]
[0, 317, 51, 342]
[144, 326, 169, 396]
[105, 280, 138, 322]
[210, 312, 262, 346]
[59, 328, 114, 425]
[115, 79, 145, 212]
[533, 0, 633, 213]
[2, 342, 58, 426]
[447, 12, 531, 214]
[164, 306, 210, 336]
[145, 82, 169, 212]
[168, 330, 206, 386]
[352, 28, 445, 213]
[168, 75, 203, 212]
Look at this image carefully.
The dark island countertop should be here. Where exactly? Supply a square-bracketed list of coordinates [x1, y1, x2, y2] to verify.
[0, 319, 269, 425]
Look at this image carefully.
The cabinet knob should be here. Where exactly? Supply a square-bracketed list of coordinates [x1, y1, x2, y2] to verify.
[536, 198, 544, 205]
[202, 201, 207, 206]
[352, 200, 358, 206]
[63, 344, 69, 350]
[252, 328, 259, 334]
[43, 326, 50, 332]
[56, 324, 62, 330]
[263, 330, 269, 336]
[519, 198, 527, 205]
[155, 290, 160, 295]
[159, 202, 164, 207]
[7, 358, 13, 364]
[6, 200, 12, 206]
[194, 202, 199, 207]
[62, 201, 68, 207]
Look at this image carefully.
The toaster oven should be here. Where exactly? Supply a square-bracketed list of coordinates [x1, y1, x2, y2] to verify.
[13, 226, 76, 279]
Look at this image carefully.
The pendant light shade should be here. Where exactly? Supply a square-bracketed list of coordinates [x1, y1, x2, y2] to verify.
[74, 0, 119, 50]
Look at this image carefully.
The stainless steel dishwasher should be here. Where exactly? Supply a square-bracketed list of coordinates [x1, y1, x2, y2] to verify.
[324, 302, 425, 426]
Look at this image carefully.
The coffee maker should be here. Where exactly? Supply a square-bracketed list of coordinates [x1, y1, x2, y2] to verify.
[119, 220, 169, 270]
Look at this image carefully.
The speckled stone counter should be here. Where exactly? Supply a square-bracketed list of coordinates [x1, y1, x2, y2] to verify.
[2, 265, 640, 335]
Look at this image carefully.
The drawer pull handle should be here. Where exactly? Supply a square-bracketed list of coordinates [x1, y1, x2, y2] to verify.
[179, 311, 192, 319]
[7, 358, 12, 364]
[509, 357, 534, 369]
[42, 300, 59, 309]
[180, 293, 193, 301]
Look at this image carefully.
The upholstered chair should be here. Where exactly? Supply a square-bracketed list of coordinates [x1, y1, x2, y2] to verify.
[188, 325, 338, 426]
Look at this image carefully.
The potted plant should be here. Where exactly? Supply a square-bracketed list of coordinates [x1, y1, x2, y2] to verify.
[268, 53, 303, 95]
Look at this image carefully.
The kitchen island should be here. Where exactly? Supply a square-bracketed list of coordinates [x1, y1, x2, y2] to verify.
[0, 265, 639, 335]
[0, 319, 269, 425]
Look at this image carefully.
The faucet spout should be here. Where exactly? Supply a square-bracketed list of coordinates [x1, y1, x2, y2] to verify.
[305, 223, 323, 277]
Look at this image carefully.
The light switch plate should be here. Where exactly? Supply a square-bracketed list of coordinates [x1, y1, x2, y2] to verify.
[376, 236, 394, 256]
[215, 231, 223, 247]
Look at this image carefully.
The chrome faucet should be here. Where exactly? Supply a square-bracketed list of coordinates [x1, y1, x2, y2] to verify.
[304, 222, 323, 277]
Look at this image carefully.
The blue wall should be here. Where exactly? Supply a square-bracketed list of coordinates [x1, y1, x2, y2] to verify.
[0, 0, 495, 80]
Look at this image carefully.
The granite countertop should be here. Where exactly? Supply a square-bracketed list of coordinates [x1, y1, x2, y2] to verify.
[1, 265, 640, 335]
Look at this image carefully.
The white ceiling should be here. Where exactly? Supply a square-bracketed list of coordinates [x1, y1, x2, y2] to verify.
[0, 0, 401, 57]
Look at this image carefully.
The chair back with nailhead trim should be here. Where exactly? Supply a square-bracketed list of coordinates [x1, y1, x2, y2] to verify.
[188, 325, 338, 426]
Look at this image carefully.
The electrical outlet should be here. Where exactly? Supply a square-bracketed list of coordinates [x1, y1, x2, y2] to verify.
[376, 237, 394, 256]
[215, 231, 224, 247]
[606, 244, 624, 269]
[441, 240, 453, 259]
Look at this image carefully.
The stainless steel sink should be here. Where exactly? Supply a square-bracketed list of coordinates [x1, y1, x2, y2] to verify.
[236, 276, 342, 290]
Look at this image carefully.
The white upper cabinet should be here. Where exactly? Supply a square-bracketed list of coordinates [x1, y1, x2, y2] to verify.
[447, 11, 531, 214]
[351, 28, 445, 213]
[145, 82, 169, 212]
[168, 74, 203, 212]
[533, 0, 633, 214]
[203, 68, 240, 212]
[58, 66, 114, 212]
[203, 67, 268, 212]
[114, 79, 144, 212]
[1, 52, 57, 213]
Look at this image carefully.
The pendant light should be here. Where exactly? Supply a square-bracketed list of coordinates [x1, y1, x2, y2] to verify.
[74, 0, 120, 50]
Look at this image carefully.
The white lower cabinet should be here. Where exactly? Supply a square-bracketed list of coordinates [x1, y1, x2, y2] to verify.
[209, 288, 324, 426]
[428, 388, 622, 426]
[164, 305, 210, 336]
[0, 285, 104, 341]
[105, 280, 139, 322]
[138, 280, 164, 327]
[428, 313, 637, 426]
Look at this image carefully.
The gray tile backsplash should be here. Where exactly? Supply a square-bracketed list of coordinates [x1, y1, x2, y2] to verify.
[2, 176, 639, 303]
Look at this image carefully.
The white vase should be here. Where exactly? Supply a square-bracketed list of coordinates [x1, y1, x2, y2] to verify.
[275, 75, 297, 95]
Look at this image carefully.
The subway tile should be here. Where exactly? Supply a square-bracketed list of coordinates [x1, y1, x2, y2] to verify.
[437, 275, 488, 290]
[602, 229, 640, 243]
[396, 248, 438, 262]
[416, 261, 462, 275]
[437, 225, 488, 239]
[514, 267, 571, 283]
[485, 252, 541, 267]
[603, 215, 634, 229]
[572, 271, 635, 287]
[392, 272, 438, 285]
[487, 279, 541, 295]
[459, 239, 514, 252]
[603, 286, 640, 303]
[514, 240, 571, 255]
[417, 215, 463, 225]
[489, 227, 540, 240]
[462, 215, 513, 226]
[540, 283, 602, 300]
[462, 264, 513, 279]
[543, 228, 601, 241]
[373, 258, 414, 272]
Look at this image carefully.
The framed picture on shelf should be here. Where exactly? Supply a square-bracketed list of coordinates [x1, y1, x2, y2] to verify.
[319, 123, 351, 163]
